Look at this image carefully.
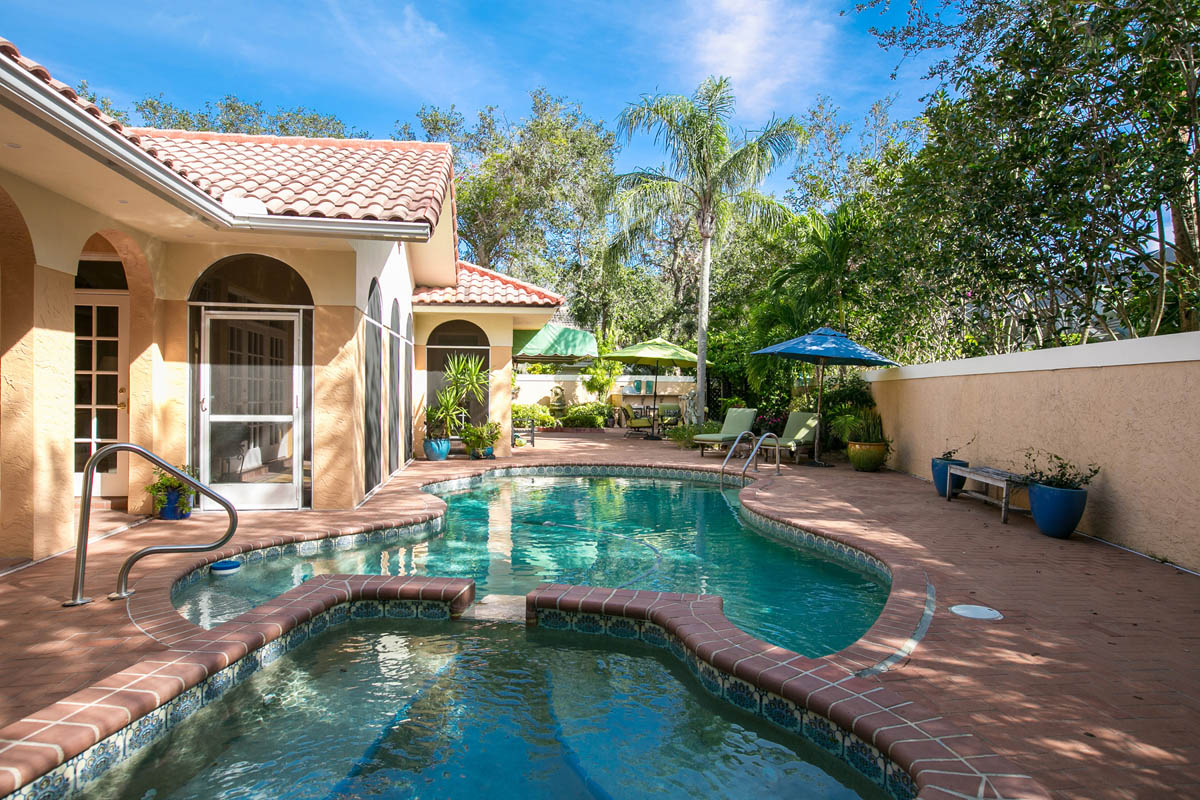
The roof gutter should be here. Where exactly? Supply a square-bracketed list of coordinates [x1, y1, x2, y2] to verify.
[0, 57, 432, 242]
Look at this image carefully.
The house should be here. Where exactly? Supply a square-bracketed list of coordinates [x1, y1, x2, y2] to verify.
[0, 38, 562, 562]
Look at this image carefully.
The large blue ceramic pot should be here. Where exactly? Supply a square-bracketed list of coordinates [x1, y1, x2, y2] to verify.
[1028, 482, 1087, 539]
[158, 488, 191, 520]
[423, 438, 451, 461]
[931, 458, 968, 497]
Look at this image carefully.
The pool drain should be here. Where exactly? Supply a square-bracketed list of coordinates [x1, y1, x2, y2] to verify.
[949, 604, 1003, 620]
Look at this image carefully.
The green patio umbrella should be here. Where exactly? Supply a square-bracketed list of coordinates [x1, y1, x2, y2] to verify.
[605, 337, 710, 439]
[512, 323, 598, 363]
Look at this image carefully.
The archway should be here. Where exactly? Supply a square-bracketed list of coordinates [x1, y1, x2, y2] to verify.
[426, 320, 490, 429]
[364, 280, 382, 492]
[189, 254, 314, 510]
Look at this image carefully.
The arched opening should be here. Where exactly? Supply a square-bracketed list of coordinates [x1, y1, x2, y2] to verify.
[364, 280, 383, 492]
[189, 254, 314, 510]
[71, 234, 130, 503]
[404, 314, 414, 461]
[427, 320, 490, 429]
[388, 301, 401, 473]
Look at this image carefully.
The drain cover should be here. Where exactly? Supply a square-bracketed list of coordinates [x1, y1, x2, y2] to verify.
[950, 604, 1003, 620]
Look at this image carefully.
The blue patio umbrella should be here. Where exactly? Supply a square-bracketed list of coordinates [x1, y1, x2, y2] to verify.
[752, 327, 898, 467]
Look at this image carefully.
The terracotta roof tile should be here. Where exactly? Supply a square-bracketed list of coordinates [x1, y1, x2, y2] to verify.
[413, 261, 564, 308]
[0, 38, 453, 228]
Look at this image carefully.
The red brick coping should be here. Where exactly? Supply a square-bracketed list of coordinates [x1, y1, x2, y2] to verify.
[527, 583, 1049, 800]
[0, 575, 473, 797]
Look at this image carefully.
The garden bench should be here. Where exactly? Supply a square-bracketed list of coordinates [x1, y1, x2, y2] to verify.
[946, 465, 1028, 523]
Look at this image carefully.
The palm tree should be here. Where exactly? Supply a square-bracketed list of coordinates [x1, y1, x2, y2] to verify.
[613, 76, 806, 422]
[768, 203, 863, 332]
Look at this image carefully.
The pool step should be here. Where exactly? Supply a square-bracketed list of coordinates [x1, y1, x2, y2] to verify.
[460, 593, 527, 623]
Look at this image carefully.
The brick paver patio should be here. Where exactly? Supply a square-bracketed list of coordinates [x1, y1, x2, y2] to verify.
[0, 430, 1195, 798]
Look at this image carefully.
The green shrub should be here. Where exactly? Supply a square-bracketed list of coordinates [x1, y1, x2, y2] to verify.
[512, 403, 559, 429]
[666, 421, 722, 448]
[822, 373, 874, 410]
[718, 396, 746, 417]
[561, 401, 610, 428]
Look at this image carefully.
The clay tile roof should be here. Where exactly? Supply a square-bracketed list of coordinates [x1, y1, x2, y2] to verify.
[0, 38, 452, 228]
[126, 129, 453, 226]
[413, 261, 564, 308]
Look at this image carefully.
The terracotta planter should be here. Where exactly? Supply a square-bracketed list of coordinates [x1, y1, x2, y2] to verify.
[847, 442, 888, 472]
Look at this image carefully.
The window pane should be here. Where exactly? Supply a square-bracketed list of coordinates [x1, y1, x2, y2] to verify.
[96, 375, 118, 406]
[96, 306, 119, 338]
[96, 341, 119, 372]
[96, 408, 117, 440]
[75, 306, 93, 337]
[74, 443, 92, 472]
[210, 421, 294, 483]
[75, 341, 92, 371]
[74, 409, 91, 439]
[75, 375, 92, 405]
[97, 450, 117, 474]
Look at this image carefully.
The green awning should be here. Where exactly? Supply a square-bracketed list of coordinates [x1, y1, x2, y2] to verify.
[513, 324, 598, 362]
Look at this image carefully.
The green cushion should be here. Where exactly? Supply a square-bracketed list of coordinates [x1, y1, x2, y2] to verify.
[761, 411, 818, 447]
[693, 433, 737, 443]
[718, 407, 757, 436]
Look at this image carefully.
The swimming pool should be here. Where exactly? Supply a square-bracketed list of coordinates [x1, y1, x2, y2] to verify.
[79, 619, 887, 800]
[175, 474, 887, 656]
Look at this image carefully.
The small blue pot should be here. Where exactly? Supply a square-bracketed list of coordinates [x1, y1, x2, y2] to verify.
[1028, 482, 1088, 539]
[423, 438, 451, 461]
[158, 488, 191, 520]
[931, 458, 968, 497]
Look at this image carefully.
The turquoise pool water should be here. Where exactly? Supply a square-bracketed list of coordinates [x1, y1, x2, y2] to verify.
[174, 476, 888, 657]
[80, 620, 887, 799]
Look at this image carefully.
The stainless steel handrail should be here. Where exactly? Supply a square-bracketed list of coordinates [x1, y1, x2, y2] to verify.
[740, 432, 782, 485]
[719, 430, 755, 487]
[64, 443, 238, 606]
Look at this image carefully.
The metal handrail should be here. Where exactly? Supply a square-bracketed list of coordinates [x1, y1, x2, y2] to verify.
[64, 443, 238, 606]
[719, 430, 756, 487]
[740, 432, 782, 486]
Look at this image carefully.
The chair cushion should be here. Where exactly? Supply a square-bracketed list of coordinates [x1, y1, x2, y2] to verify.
[693, 433, 737, 443]
[718, 408, 757, 436]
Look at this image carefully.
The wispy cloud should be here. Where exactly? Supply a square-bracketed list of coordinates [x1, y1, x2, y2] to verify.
[665, 0, 840, 119]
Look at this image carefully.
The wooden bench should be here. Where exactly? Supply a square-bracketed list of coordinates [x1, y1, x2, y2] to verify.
[946, 465, 1029, 523]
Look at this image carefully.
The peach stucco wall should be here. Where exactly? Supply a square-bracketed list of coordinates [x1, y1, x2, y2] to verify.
[870, 349, 1200, 571]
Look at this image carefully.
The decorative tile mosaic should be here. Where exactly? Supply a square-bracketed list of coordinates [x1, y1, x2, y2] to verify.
[532, 606, 915, 800]
[11, 761, 71, 800]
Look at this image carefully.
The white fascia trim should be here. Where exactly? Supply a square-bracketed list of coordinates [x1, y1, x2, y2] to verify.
[412, 304, 561, 313]
[0, 59, 431, 242]
[865, 330, 1200, 382]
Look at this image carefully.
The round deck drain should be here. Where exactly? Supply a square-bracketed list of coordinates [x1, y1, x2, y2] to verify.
[210, 559, 241, 576]
[950, 604, 1003, 620]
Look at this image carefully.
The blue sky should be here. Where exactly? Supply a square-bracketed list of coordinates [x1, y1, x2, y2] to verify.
[3, 0, 935, 197]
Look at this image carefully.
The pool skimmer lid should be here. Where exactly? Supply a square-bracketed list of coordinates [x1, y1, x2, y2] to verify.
[950, 604, 1003, 620]
[210, 560, 241, 576]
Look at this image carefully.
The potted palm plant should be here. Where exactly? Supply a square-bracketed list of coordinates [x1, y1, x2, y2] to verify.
[423, 353, 489, 461]
[1023, 450, 1100, 539]
[932, 435, 975, 497]
[830, 409, 891, 472]
[145, 465, 199, 519]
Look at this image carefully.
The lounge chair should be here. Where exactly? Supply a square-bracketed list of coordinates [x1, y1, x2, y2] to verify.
[695, 408, 757, 457]
[621, 403, 653, 438]
[756, 411, 818, 464]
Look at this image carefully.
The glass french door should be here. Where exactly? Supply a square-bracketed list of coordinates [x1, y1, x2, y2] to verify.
[73, 293, 130, 496]
[199, 310, 303, 510]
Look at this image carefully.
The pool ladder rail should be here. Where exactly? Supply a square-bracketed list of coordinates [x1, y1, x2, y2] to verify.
[719, 432, 781, 487]
[64, 442, 239, 607]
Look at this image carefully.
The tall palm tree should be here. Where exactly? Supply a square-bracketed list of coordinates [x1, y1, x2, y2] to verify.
[613, 77, 806, 422]
[768, 203, 863, 332]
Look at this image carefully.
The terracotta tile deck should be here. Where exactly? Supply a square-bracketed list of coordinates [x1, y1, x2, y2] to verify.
[0, 430, 1196, 798]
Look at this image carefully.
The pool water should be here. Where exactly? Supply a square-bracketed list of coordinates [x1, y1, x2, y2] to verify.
[81, 620, 886, 800]
[174, 476, 887, 657]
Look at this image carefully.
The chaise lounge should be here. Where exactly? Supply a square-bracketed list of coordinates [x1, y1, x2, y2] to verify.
[756, 410, 818, 464]
[695, 407, 757, 457]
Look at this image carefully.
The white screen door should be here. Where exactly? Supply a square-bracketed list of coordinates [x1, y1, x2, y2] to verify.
[200, 310, 303, 510]
[73, 293, 129, 496]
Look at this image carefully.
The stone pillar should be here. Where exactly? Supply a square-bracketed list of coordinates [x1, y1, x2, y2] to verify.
[490, 346, 513, 457]
[312, 305, 362, 509]
[413, 344, 427, 456]
[0, 265, 76, 560]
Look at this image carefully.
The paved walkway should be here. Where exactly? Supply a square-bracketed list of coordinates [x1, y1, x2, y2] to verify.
[0, 431, 1196, 799]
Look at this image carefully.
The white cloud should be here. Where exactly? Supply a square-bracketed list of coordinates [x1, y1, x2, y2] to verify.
[670, 0, 839, 118]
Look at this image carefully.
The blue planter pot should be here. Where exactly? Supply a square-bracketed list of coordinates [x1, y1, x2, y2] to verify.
[423, 438, 451, 461]
[1028, 482, 1088, 539]
[158, 488, 191, 520]
[469, 445, 496, 460]
[931, 458, 968, 497]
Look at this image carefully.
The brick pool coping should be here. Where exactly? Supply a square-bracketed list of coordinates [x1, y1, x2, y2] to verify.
[0, 459, 1050, 799]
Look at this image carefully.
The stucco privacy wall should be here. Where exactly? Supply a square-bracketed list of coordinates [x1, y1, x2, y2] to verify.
[514, 374, 696, 407]
[867, 332, 1200, 571]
